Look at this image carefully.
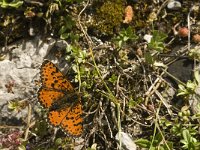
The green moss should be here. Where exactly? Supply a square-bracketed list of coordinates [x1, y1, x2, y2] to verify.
[94, 0, 125, 36]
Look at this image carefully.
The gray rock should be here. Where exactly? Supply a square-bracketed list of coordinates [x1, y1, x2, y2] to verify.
[0, 36, 57, 124]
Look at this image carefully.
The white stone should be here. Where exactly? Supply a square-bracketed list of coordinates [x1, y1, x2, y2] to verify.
[167, 0, 181, 10]
[115, 132, 137, 150]
[144, 34, 152, 43]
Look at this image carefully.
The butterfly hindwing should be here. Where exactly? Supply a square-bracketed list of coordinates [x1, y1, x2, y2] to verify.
[48, 101, 83, 137]
[37, 88, 64, 108]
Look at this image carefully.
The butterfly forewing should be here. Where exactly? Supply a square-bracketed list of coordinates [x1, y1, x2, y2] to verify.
[40, 60, 74, 91]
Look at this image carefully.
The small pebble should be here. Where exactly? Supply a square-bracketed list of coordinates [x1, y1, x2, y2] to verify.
[167, 0, 181, 10]
[144, 34, 152, 43]
[178, 27, 189, 37]
[193, 34, 200, 42]
[123, 6, 134, 24]
[115, 132, 137, 150]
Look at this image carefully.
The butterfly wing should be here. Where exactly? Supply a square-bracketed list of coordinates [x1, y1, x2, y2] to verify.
[38, 60, 83, 137]
[37, 88, 64, 108]
[48, 101, 83, 137]
[40, 60, 73, 91]
[38, 60, 74, 108]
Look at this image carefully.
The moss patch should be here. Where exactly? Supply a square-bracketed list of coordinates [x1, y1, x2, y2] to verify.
[93, 0, 125, 36]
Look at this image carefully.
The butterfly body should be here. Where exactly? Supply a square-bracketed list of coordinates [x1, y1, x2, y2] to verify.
[37, 60, 83, 137]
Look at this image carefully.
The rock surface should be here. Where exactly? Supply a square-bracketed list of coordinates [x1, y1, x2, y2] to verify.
[0, 36, 67, 125]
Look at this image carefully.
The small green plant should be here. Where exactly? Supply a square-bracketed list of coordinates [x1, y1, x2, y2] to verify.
[0, 0, 23, 8]
[108, 74, 118, 85]
[177, 80, 197, 97]
[177, 70, 200, 98]
[144, 30, 167, 64]
[128, 97, 143, 108]
[178, 106, 191, 122]
[148, 30, 167, 52]
[135, 101, 200, 150]
[114, 27, 138, 48]
[135, 133, 173, 150]
[58, 16, 79, 41]
[180, 129, 200, 150]
[65, 44, 87, 84]
[171, 108, 200, 150]
[189, 47, 200, 61]
[7, 99, 27, 112]
[66, 44, 86, 64]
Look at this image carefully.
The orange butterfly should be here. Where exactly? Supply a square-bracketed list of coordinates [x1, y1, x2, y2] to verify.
[37, 60, 83, 137]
